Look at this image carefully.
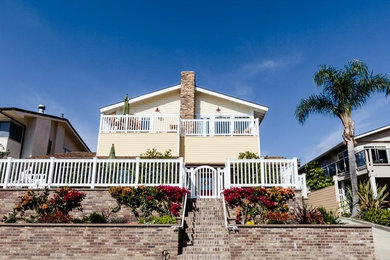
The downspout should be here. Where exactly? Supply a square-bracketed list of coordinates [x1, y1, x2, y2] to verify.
[0, 110, 26, 158]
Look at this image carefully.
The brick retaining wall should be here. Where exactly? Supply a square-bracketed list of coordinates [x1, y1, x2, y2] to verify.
[229, 225, 375, 259]
[0, 223, 179, 260]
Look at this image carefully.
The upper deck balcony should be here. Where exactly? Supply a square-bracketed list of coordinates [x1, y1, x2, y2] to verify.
[321, 147, 390, 179]
[99, 114, 259, 136]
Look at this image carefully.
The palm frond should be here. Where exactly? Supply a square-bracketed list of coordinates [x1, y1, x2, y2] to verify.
[295, 94, 336, 124]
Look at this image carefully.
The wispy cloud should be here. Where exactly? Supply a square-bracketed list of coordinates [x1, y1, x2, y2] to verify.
[225, 53, 303, 98]
[240, 59, 286, 76]
[316, 127, 343, 152]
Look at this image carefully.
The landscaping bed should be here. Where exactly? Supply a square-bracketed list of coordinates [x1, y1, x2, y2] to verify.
[0, 186, 188, 259]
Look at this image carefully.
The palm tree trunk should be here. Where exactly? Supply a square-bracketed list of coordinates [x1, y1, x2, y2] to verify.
[347, 139, 360, 217]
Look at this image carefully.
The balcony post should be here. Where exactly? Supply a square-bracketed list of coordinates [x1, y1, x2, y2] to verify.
[125, 115, 129, 133]
[135, 157, 140, 186]
[47, 157, 55, 188]
[149, 115, 154, 133]
[202, 119, 207, 136]
[91, 157, 98, 189]
[230, 116, 234, 136]
[99, 114, 104, 133]
[3, 157, 12, 189]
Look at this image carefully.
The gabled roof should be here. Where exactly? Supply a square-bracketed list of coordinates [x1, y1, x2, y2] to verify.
[300, 124, 390, 169]
[100, 84, 269, 117]
[0, 107, 90, 152]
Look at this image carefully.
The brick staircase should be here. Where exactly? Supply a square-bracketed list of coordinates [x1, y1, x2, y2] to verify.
[179, 199, 230, 259]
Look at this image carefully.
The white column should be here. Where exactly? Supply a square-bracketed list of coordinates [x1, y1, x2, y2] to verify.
[333, 176, 340, 201]
[369, 173, 378, 199]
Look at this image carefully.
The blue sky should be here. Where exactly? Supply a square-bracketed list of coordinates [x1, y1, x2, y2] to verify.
[1, 0, 390, 163]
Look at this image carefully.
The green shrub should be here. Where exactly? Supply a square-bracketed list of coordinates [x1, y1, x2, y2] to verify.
[140, 148, 173, 159]
[238, 151, 259, 159]
[138, 215, 177, 224]
[88, 212, 107, 223]
[317, 207, 340, 224]
[360, 208, 390, 226]
[304, 161, 333, 192]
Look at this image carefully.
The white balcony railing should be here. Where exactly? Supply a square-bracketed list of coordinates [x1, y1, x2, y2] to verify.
[100, 115, 259, 136]
[100, 115, 180, 133]
[181, 118, 258, 136]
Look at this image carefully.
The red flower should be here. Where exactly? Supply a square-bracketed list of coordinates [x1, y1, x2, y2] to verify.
[170, 203, 181, 216]
[146, 196, 153, 201]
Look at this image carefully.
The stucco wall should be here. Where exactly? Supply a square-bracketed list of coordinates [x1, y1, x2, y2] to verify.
[97, 132, 179, 157]
[182, 136, 259, 164]
[306, 185, 339, 212]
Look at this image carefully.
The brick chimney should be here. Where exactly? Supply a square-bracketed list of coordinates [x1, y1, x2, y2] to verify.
[180, 71, 196, 119]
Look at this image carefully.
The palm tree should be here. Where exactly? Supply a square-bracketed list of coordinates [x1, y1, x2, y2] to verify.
[295, 60, 390, 217]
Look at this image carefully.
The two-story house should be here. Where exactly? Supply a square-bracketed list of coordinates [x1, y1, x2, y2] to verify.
[97, 71, 268, 165]
[0, 107, 90, 158]
[300, 125, 390, 210]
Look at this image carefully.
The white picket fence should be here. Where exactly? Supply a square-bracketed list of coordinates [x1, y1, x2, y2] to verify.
[0, 157, 185, 188]
[225, 158, 299, 189]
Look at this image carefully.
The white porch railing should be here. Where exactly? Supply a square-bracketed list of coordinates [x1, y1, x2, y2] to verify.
[225, 158, 299, 188]
[100, 115, 180, 133]
[180, 118, 259, 136]
[0, 157, 185, 189]
[0, 157, 301, 191]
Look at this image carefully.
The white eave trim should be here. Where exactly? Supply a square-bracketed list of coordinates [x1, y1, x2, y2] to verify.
[355, 125, 390, 139]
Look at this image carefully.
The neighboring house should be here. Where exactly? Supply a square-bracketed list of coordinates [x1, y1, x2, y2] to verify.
[97, 71, 268, 165]
[0, 107, 90, 158]
[300, 125, 390, 209]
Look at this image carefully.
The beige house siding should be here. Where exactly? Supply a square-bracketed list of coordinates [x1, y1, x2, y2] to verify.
[307, 185, 339, 212]
[195, 92, 251, 115]
[182, 136, 259, 164]
[114, 90, 181, 115]
[107, 90, 253, 117]
[97, 133, 179, 157]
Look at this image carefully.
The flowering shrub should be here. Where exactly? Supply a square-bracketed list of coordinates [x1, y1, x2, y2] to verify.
[109, 186, 189, 220]
[265, 211, 292, 224]
[3, 187, 85, 223]
[223, 187, 295, 224]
